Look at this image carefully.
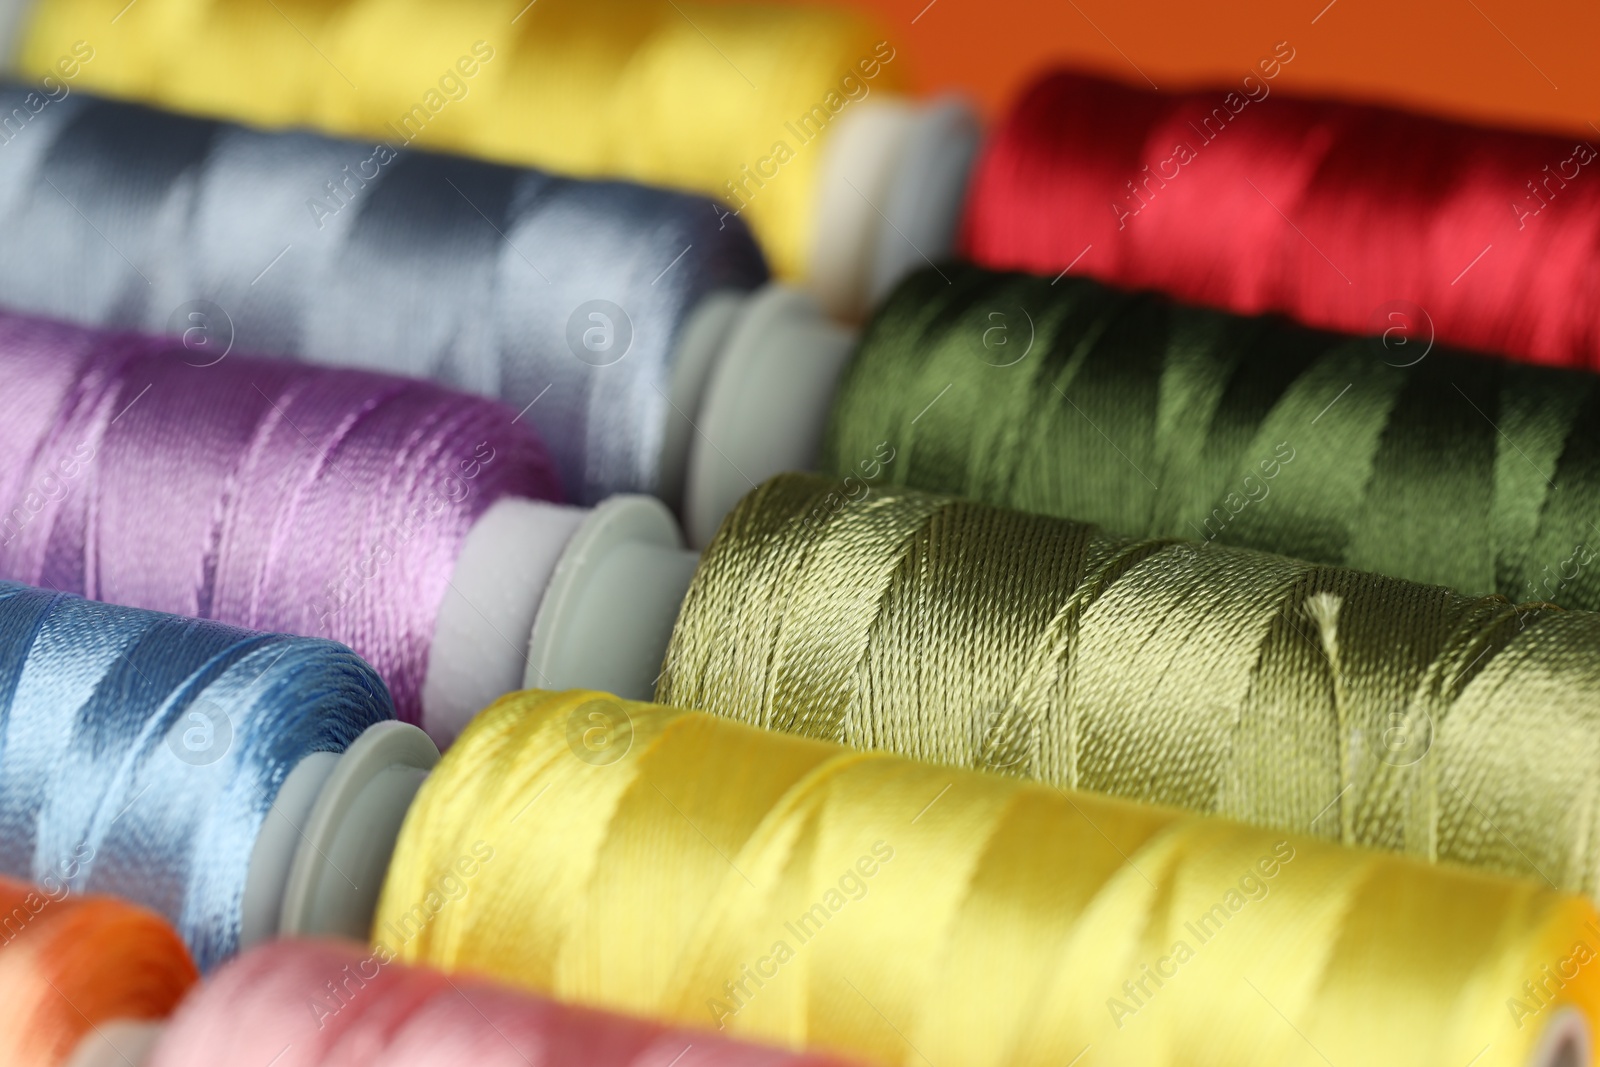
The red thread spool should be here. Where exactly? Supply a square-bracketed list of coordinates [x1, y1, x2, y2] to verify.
[962, 70, 1600, 368]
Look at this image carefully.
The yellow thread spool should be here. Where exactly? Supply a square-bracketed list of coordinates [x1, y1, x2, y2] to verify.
[15, 0, 906, 281]
[376, 689, 1600, 1067]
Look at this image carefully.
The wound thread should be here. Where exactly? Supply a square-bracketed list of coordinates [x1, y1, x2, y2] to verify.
[0, 872, 196, 1067]
[377, 688, 1600, 1067]
[0, 309, 559, 730]
[149, 938, 864, 1067]
[15, 0, 901, 280]
[963, 70, 1600, 369]
[659, 473, 1600, 898]
[825, 265, 1600, 609]
[0, 581, 394, 969]
[0, 82, 767, 503]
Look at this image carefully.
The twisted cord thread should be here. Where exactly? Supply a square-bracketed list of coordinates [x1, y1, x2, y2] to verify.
[825, 265, 1600, 609]
[660, 474, 1600, 897]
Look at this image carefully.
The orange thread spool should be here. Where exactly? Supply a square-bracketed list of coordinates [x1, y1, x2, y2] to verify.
[0, 874, 198, 1066]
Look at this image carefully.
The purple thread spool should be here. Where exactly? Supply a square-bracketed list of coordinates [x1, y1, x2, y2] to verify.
[0, 309, 563, 736]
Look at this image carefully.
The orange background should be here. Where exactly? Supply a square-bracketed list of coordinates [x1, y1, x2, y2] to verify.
[814, 0, 1599, 137]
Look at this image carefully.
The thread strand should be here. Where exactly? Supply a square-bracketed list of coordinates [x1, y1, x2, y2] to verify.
[378, 689, 1600, 1067]
[660, 473, 1600, 897]
[964, 70, 1600, 369]
[825, 265, 1600, 610]
[0, 309, 559, 728]
[0, 581, 393, 969]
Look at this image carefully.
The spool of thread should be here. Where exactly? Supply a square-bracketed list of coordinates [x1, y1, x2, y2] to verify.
[822, 264, 1600, 609]
[656, 472, 1600, 899]
[961, 70, 1600, 369]
[0, 81, 767, 503]
[142, 938, 864, 1067]
[0, 580, 409, 969]
[0, 308, 564, 734]
[9, 3, 980, 305]
[131, 490, 714, 950]
[0, 873, 196, 1067]
[0, 85, 886, 520]
[376, 689, 1599, 1067]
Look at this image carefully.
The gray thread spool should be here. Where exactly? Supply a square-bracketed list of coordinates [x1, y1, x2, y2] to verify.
[0, 84, 769, 504]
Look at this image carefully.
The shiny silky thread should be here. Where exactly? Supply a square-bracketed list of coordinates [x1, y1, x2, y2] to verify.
[378, 689, 1600, 1067]
[0, 310, 559, 728]
[0, 583, 394, 969]
[659, 473, 1600, 899]
[825, 265, 1600, 609]
[15, 0, 900, 280]
[150, 938, 862, 1067]
[0, 82, 766, 503]
[962, 70, 1600, 369]
[0, 873, 197, 1067]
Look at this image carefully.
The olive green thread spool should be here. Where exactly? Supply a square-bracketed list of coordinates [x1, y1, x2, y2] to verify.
[659, 473, 1600, 898]
[823, 265, 1600, 610]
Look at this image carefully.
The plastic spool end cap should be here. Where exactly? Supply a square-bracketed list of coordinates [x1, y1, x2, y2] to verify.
[659, 290, 750, 514]
[809, 96, 981, 321]
[682, 284, 856, 548]
[1530, 1007, 1591, 1067]
[525, 493, 692, 701]
[240, 749, 339, 949]
[64, 1021, 164, 1067]
[424, 497, 590, 746]
[278, 720, 440, 942]
[808, 98, 918, 321]
[867, 95, 982, 308]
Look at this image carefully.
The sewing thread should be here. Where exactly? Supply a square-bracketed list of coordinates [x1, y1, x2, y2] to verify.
[0, 872, 196, 1067]
[660, 473, 1600, 898]
[0, 81, 767, 502]
[149, 938, 864, 1067]
[15, 0, 901, 279]
[377, 688, 1600, 1067]
[963, 70, 1600, 368]
[0, 581, 393, 969]
[0, 309, 559, 729]
[825, 265, 1600, 608]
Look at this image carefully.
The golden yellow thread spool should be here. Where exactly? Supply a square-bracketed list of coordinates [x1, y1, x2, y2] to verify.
[376, 689, 1600, 1067]
[16, 0, 905, 280]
